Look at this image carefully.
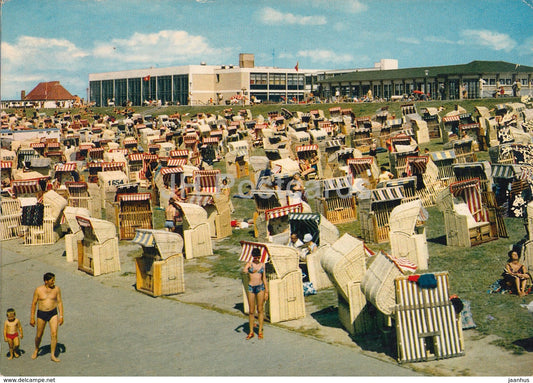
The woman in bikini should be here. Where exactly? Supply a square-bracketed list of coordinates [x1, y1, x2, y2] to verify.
[243, 248, 268, 340]
[503, 250, 530, 296]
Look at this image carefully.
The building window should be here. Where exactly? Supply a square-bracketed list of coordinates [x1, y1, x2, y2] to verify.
[250, 73, 267, 89]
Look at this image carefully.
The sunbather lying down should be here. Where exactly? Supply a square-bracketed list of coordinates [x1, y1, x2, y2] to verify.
[502, 250, 531, 297]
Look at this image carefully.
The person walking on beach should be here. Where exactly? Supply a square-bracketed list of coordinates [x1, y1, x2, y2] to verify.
[243, 248, 268, 340]
[30, 272, 64, 362]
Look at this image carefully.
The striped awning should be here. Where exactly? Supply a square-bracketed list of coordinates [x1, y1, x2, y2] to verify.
[76, 216, 92, 228]
[186, 194, 214, 207]
[453, 163, 488, 179]
[406, 156, 428, 175]
[430, 150, 456, 161]
[143, 153, 158, 161]
[131, 230, 155, 247]
[128, 153, 144, 162]
[296, 144, 318, 152]
[54, 162, 77, 172]
[371, 186, 404, 202]
[148, 144, 161, 150]
[384, 251, 417, 274]
[184, 135, 198, 144]
[170, 150, 189, 158]
[89, 162, 125, 172]
[322, 176, 352, 192]
[30, 142, 46, 149]
[117, 193, 151, 202]
[381, 177, 416, 189]
[123, 137, 137, 145]
[442, 115, 460, 123]
[193, 169, 220, 193]
[288, 212, 320, 222]
[167, 158, 187, 167]
[265, 203, 303, 220]
[47, 142, 60, 148]
[326, 139, 342, 148]
[450, 178, 488, 222]
[18, 149, 37, 156]
[89, 147, 104, 153]
[152, 138, 166, 144]
[210, 130, 223, 136]
[254, 123, 268, 130]
[347, 157, 374, 175]
[329, 107, 341, 113]
[203, 137, 219, 144]
[160, 166, 183, 175]
[239, 241, 269, 263]
[12, 179, 42, 194]
[492, 164, 519, 179]
[79, 144, 94, 150]
[1, 160, 13, 169]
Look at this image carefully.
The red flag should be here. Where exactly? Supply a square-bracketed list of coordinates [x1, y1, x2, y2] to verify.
[143, 75, 150, 81]
[294, 62, 299, 72]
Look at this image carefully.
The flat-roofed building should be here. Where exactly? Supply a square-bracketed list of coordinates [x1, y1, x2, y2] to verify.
[88, 53, 323, 107]
[317, 60, 533, 101]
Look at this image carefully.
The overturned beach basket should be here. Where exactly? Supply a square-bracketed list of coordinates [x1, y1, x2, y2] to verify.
[320, 234, 366, 301]
[132, 229, 185, 297]
[395, 272, 464, 363]
[76, 216, 120, 276]
[318, 176, 357, 224]
[63, 206, 90, 262]
[320, 234, 370, 335]
[239, 241, 305, 323]
[361, 251, 417, 316]
[389, 199, 429, 270]
[0, 198, 21, 241]
[176, 202, 213, 259]
[66, 181, 101, 218]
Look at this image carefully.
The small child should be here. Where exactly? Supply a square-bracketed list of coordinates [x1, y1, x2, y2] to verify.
[3, 308, 23, 359]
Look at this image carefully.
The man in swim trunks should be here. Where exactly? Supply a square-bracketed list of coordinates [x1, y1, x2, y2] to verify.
[30, 272, 64, 362]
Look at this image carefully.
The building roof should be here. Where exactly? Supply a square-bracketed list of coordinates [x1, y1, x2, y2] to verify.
[25, 81, 74, 101]
[319, 61, 533, 84]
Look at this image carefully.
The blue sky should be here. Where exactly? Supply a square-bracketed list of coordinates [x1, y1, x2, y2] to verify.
[1, 0, 532, 100]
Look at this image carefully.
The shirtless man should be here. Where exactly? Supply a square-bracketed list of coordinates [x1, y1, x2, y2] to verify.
[30, 272, 64, 362]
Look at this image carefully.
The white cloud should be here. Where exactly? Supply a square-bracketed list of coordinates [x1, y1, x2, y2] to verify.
[297, 49, 353, 64]
[92, 30, 231, 65]
[397, 37, 421, 45]
[2, 36, 88, 71]
[258, 7, 327, 25]
[308, 0, 367, 13]
[461, 29, 516, 52]
[424, 36, 455, 45]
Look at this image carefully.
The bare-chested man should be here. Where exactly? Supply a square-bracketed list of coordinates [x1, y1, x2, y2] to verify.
[30, 272, 63, 362]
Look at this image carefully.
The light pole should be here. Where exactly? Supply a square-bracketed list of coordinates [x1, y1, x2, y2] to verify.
[424, 69, 429, 100]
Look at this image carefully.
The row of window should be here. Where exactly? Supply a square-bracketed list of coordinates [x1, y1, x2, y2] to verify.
[90, 75, 189, 106]
[250, 73, 305, 87]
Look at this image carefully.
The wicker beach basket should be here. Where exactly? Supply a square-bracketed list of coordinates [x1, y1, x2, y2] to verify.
[320, 233, 366, 301]
[361, 251, 403, 316]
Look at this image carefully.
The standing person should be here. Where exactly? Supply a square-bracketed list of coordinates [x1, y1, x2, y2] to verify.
[4, 308, 23, 359]
[30, 272, 64, 362]
[243, 248, 268, 340]
[165, 198, 177, 232]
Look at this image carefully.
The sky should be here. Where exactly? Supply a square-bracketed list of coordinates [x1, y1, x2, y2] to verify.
[1, 0, 532, 100]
